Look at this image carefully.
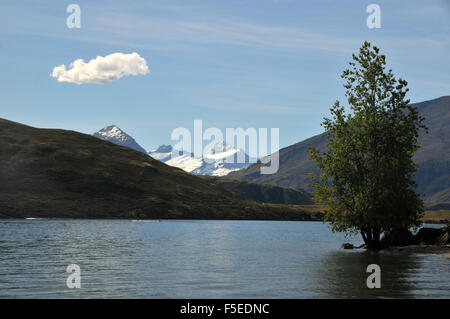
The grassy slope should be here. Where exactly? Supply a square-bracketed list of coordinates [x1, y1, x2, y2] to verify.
[423, 210, 450, 224]
[228, 96, 450, 207]
[0, 118, 323, 221]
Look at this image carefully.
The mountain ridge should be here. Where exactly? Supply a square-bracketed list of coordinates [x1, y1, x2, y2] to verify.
[149, 141, 254, 176]
[0, 118, 322, 220]
[228, 96, 450, 207]
[94, 125, 255, 176]
[202, 176, 314, 205]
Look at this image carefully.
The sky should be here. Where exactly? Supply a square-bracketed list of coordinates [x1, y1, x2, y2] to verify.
[0, 0, 449, 152]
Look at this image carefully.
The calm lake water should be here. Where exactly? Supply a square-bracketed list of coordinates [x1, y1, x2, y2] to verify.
[0, 219, 448, 298]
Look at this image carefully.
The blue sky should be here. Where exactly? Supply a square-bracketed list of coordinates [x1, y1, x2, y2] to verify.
[0, 0, 449, 151]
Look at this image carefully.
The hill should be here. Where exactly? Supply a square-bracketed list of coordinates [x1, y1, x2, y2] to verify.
[228, 96, 450, 207]
[0, 118, 322, 221]
[201, 176, 314, 205]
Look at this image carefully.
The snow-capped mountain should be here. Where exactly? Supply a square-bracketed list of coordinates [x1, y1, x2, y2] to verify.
[93, 125, 253, 176]
[149, 142, 254, 176]
[93, 125, 147, 154]
[149, 144, 174, 161]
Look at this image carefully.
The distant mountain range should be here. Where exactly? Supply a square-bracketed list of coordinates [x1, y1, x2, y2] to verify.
[91, 126, 311, 204]
[90, 96, 449, 208]
[0, 118, 321, 220]
[228, 96, 450, 208]
[149, 142, 254, 176]
[93, 126, 254, 176]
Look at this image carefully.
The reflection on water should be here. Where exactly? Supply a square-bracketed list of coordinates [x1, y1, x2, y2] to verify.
[316, 250, 421, 298]
[0, 219, 448, 298]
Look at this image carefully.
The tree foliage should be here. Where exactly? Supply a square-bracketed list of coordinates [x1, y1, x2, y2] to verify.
[309, 41, 427, 249]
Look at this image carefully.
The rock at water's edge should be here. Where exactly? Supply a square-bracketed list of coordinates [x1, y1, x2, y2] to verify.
[381, 229, 417, 247]
[416, 227, 444, 245]
[341, 243, 354, 250]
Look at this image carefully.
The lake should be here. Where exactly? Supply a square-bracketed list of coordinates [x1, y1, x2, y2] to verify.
[0, 219, 448, 298]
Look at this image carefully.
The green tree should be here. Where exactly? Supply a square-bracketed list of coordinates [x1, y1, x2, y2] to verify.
[309, 41, 427, 249]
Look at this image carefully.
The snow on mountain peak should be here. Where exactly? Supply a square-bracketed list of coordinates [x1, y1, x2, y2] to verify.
[93, 126, 252, 176]
[96, 125, 128, 141]
[149, 141, 255, 176]
[93, 125, 147, 153]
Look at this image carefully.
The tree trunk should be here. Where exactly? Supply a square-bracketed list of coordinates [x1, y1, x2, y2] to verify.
[361, 227, 381, 250]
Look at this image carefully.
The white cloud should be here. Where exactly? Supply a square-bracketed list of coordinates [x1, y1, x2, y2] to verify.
[51, 52, 149, 84]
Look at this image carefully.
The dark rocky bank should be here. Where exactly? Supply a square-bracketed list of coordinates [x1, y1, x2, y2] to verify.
[341, 225, 450, 252]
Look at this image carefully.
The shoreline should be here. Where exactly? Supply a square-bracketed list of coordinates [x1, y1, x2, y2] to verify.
[384, 244, 450, 256]
[354, 244, 450, 257]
